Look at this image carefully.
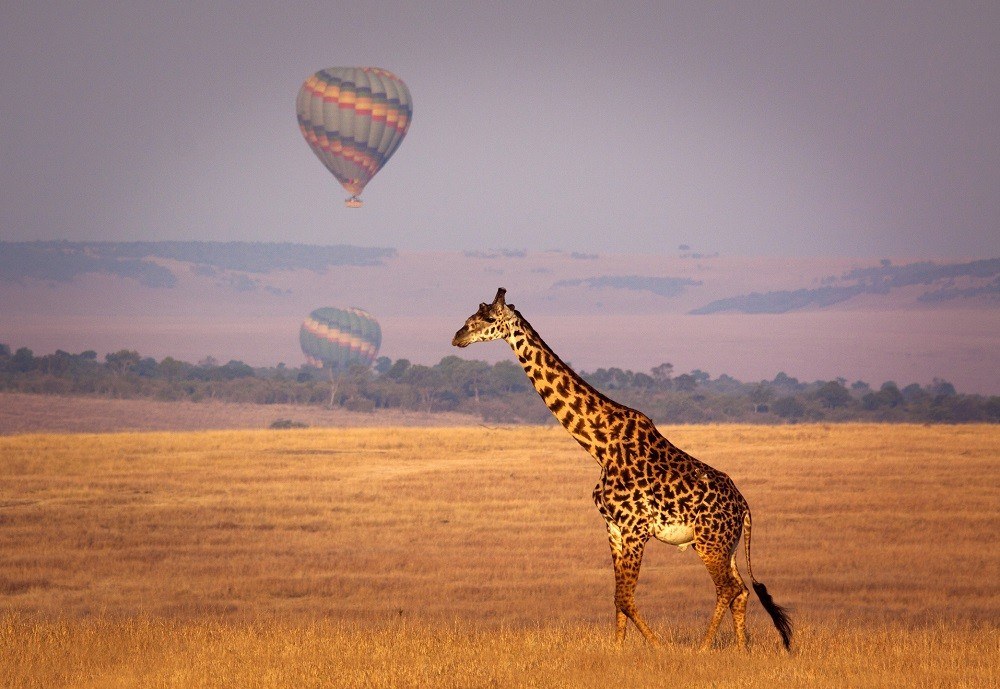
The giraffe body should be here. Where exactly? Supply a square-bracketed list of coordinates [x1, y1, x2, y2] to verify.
[453, 288, 791, 651]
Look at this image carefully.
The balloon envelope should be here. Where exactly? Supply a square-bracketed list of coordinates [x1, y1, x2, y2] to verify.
[300, 307, 382, 370]
[297, 67, 412, 205]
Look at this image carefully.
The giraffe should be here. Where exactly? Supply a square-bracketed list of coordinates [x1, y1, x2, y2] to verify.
[452, 288, 791, 651]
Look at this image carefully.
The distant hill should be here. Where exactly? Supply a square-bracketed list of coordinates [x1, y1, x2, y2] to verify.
[0, 241, 396, 287]
[690, 258, 1000, 314]
[554, 275, 702, 298]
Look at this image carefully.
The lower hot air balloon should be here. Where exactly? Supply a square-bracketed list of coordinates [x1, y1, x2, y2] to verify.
[297, 67, 412, 208]
[300, 306, 382, 371]
[300, 306, 382, 408]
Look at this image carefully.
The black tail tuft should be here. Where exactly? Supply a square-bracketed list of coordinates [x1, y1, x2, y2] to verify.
[752, 581, 793, 650]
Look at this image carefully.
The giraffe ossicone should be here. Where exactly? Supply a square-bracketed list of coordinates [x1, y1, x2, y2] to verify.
[453, 287, 792, 651]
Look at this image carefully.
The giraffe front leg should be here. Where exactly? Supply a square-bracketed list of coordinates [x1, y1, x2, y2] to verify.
[606, 523, 629, 643]
[607, 523, 661, 647]
[615, 609, 628, 643]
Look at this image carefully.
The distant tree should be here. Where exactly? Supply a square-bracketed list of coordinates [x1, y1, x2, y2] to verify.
[436, 356, 490, 401]
[136, 357, 158, 377]
[0, 343, 11, 358]
[10, 347, 36, 373]
[929, 378, 956, 397]
[772, 396, 805, 419]
[37, 350, 72, 376]
[385, 358, 411, 381]
[374, 356, 392, 375]
[864, 382, 904, 410]
[673, 373, 697, 392]
[604, 367, 632, 389]
[105, 350, 141, 376]
[489, 360, 530, 394]
[771, 372, 802, 391]
[632, 372, 655, 389]
[879, 382, 905, 407]
[402, 364, 441, 410]
[463, 360, 494, 400]
[814, 381, 852, 409]
[216, 360, 255, 380]
[690, 369, 711, 385]
[712, 374, 743, 393]
[587, 368, 611, 388]
[650, 362, 674, 384]
[750, 384, 776, 407]
[851, 380, 871, 394]
[434, 389, 461, 411]
[940, 395, 986, 423]
[157, 356, 187, 382]
[901, 383, 929, 405]
[986, 397, 1000, 422]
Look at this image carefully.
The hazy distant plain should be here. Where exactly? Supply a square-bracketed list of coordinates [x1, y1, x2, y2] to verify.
[3, 250, 997, 394]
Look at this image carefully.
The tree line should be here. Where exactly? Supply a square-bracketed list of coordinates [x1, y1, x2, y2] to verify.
[1, 344, 997, 425]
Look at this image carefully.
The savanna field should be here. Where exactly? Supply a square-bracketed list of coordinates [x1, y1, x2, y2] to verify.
[1, 419, 997, 688]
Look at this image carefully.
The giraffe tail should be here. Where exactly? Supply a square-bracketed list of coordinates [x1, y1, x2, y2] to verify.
[743, 510, 793, 650]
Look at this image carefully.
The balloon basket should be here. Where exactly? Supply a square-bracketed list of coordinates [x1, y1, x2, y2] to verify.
[345, 196, 363, 208]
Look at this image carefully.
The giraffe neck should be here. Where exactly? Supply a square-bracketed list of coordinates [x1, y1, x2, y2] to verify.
[505, 311, 624, 465]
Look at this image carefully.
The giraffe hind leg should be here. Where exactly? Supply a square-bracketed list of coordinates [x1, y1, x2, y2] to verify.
[728, 554, 750, 649]
[696, 543, 748, 651]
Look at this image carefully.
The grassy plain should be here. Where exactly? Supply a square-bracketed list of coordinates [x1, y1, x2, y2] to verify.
[0, 424, 997, 687]
[0, 391, 477, 434]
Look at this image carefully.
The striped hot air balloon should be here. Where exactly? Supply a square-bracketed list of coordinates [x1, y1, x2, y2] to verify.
[297, 67, 412, 207]
[299, 307, 382, 371]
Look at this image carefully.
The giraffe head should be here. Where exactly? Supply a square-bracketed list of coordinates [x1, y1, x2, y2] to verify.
[452, 287, 516, 348]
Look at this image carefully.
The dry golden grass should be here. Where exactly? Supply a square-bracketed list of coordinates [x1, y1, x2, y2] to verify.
[1, 424, 997, 687]
[2, 618, 995, 689]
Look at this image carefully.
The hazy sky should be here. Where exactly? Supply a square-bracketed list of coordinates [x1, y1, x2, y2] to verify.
[2, 2, 997, 257]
